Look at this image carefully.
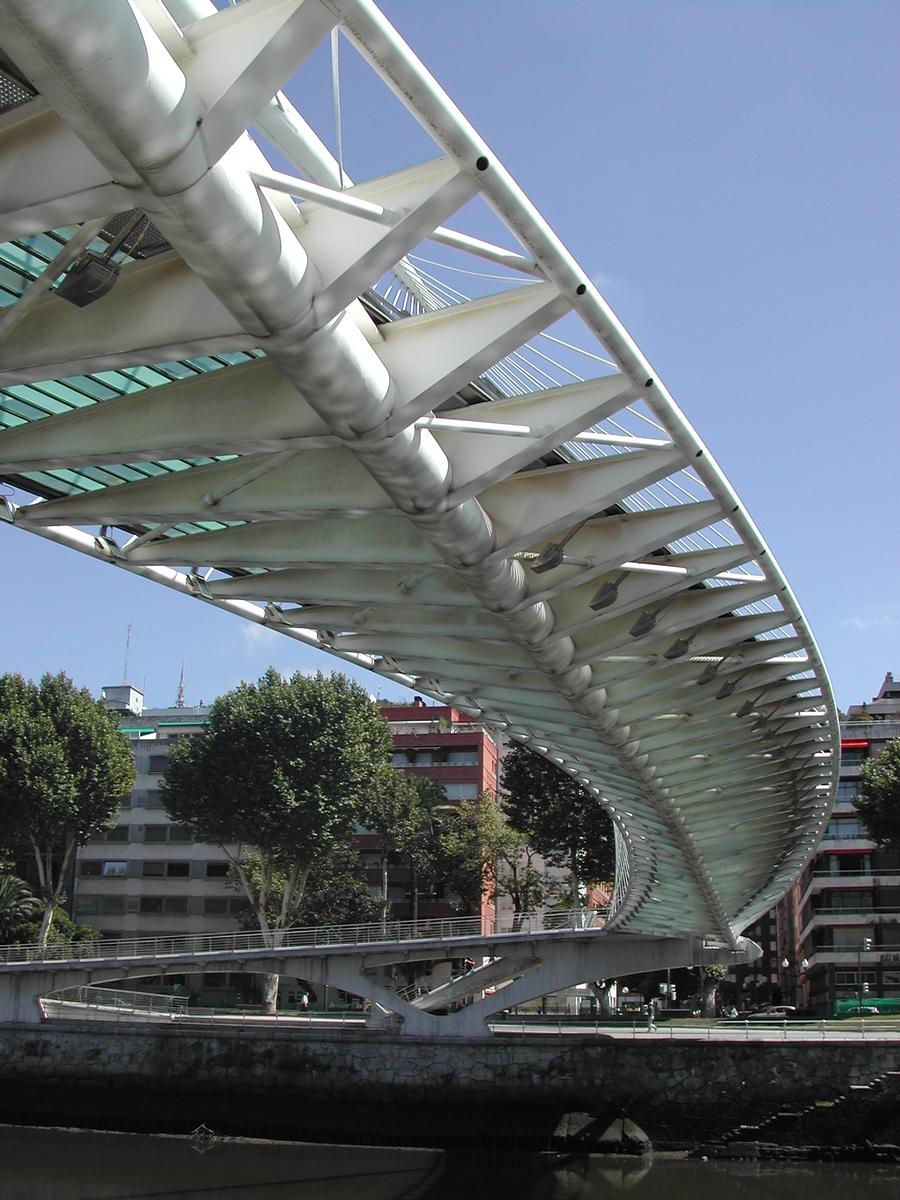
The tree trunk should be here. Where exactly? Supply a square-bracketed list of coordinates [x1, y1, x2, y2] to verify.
[590, 979, 615, 1017]
[410, 859, 419, 924]
[37, 901, 55, 947]
[262, 972, 279, 1013]
[702, 982, 718, 1017]
[381, 843, 390, 927]
[33, 834, 75, 948]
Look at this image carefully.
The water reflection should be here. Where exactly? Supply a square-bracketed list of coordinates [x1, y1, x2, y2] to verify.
[1, 1126, 444, 1200]
[4, 1126, 900, 1200]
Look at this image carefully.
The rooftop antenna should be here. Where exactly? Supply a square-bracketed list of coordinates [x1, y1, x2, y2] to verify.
[176, 664, 186, 709]
[123, 623, 133, 683]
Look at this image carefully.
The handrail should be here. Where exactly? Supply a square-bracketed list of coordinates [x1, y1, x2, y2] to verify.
[0, 906, 608, 967]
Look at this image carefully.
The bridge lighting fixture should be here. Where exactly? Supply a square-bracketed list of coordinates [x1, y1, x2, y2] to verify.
[589, 571, 628, 611]
[663, 633, 696, 660]
[56, 211, 146, 308]
[530, 541, 566, 573]
[629, 606, 661, 638]
[696, 660, 724, 686]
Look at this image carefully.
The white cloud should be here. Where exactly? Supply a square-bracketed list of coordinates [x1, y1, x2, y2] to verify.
[839, 614, 898, 632]
[239, 621, 282, 652]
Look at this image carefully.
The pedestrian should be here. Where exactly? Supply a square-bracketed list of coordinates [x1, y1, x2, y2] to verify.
[299, 992, 309, 1012]
[644, 1001, 656, 1032]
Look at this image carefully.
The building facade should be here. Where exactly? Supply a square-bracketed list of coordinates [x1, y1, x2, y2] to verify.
[74, 688, 498, 943]
[777, 672, 900, 1014]
[74, 686, 234, 940]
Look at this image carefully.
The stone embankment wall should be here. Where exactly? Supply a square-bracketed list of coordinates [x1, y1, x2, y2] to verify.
[2, 1022, 899, 1148]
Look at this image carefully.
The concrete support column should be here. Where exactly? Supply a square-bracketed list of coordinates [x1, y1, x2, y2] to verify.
[0, 970, 58, 1024]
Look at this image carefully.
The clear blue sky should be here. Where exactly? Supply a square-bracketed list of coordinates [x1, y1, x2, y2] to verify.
[2, 0, 897, 712]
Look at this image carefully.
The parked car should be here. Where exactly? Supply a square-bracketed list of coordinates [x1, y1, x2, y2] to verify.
[747, 1005, 798, 1020]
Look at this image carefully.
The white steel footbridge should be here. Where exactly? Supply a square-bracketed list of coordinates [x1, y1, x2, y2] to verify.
[0, 0, 838, 1025]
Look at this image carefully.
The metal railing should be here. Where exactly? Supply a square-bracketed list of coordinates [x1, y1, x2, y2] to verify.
[0, 906, 608, 967]
[44, 985, 189, 1014]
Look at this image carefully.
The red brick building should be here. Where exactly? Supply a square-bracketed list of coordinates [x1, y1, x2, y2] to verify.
[357, 697, 498, 920]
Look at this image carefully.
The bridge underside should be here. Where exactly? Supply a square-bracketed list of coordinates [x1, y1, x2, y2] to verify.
[0, 930, 760, 1036]
[0, 0, 837, 955]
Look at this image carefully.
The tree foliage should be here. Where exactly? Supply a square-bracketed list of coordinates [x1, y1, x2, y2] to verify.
[500, 743, 615, 900]
[359, 766, 422, 923]
[698, 963, 729, 1016]
[231, 843, 379, 932]
[437, 793, 520, 916]
[854, 739, 900, 851]
[0, 672, 135, 944]
[0, 874, 41, 941]
[161, 669, 391, 1009]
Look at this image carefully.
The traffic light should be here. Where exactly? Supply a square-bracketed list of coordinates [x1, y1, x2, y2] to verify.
[670, 987, 677, 1002]
[862, 982, 870, 994]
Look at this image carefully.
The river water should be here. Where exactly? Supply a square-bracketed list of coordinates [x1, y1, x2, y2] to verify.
[4, 1125, 899, 1199]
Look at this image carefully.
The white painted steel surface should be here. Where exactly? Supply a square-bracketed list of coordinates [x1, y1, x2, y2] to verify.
[0, 0, 838, 948]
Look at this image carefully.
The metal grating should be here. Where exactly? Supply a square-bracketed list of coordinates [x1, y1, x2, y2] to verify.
[99, 211, 172, 260]
[0, 66, 35, 115]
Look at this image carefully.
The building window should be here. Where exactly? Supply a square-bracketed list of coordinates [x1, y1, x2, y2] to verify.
[837, 781, 860, 804]
[446, 748, 478, 765]
[142, 861, 189, 878]
[206, 862, 230, 878]
[139, 896, 189, 915]
[101, 861, 128, 878]
[78, 895, 126, 915]
[824, 819, 866, 840]
[144, 825, 193, 844]
[443, 782, 480, 801]
[147, 754, 168, 774]
[80, 861, 102, 877]
[96, 826, 130, 843]
[203, 897, 243, 915]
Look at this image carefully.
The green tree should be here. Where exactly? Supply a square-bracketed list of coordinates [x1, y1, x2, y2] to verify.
[0, 672, 135, 945]
[231, 844, 380, 931]
[161, 668, 391, 1011]
[401, 777, 450, 922]
[437, 793, 520, 917]
[855, 739, 900, 850]
[698, 963, 728, 1016]
[0, 874, 41, 941]
[493, 837, 553, 922]
[15, 903, 102, 949]
[359, 766, 421, 925]
[500, 743, 615, 908]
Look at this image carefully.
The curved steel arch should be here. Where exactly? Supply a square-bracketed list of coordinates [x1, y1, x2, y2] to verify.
[0, 0, 837, 948]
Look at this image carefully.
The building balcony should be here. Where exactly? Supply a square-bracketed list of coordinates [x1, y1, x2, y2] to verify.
[801, 907, 900, 939]
[818, 835, 876, 852]
[805, 947, 900, 968]
[799, 870, 900, 906]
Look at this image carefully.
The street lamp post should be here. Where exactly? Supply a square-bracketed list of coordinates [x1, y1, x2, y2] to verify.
[857, 936, 873, 1011]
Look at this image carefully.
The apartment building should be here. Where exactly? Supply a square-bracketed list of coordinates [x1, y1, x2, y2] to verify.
[778, 672, 900, 1014]
[73, 685, 235, 939]
[364, 697, 499, 921]
[74, 687, 498, 940]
